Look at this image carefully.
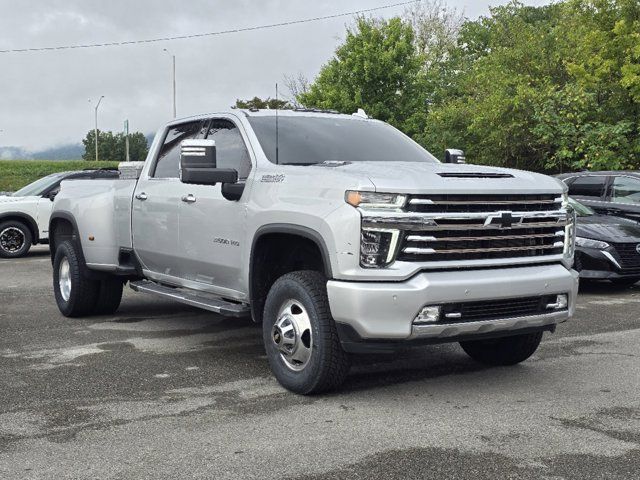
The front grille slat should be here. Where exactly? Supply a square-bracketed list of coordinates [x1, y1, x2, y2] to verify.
[394, 193, 568, 263]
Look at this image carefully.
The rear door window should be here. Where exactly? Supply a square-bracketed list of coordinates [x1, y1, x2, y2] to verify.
[611, 176, 640, 204]
[567, 176, 607, 199]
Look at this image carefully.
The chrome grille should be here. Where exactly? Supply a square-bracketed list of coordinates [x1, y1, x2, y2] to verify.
[406, 193, 561, 213]
[362, 193, 570, 264]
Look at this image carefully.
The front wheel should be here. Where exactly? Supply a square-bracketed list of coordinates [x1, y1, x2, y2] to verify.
[0, 220, 32, 258]
[53, 240, 100, 317]
[460, 331, 543, 366]
[262, 271, 351, 394]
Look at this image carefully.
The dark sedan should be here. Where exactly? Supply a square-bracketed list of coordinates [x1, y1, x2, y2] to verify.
[571, 198, 640, 287]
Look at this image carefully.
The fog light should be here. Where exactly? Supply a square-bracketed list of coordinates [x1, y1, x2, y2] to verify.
[546, 294, 568, 310]
[414, 306, 441, 324]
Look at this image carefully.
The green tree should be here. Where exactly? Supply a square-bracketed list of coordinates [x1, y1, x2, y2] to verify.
[298, 17, 428, 137]
[422, 0, 640, 171]
[82, 130, 149, 162]
[235, 96, 292, 110]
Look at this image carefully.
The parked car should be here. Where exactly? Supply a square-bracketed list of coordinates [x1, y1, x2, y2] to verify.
[49, 110, 577, 394]
[571, 198, 640, 287]
[0, 169, 118, 258]
[557, 171, 640, 222]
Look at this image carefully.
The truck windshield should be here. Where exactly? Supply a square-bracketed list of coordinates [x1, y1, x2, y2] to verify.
[12, 172, 68, 197]
[246, 115, 439, 165]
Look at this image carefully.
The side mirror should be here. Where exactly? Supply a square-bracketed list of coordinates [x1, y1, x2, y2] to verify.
[179, 139, 239, 185]
[445, 148, 466, 164]
[47, 189, 59, 201]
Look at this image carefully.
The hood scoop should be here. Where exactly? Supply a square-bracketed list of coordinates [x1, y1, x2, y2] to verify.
[437, 172, 514, 179]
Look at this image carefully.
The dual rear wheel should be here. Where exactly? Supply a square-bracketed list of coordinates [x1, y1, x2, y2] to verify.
[53, 240, 123, 317]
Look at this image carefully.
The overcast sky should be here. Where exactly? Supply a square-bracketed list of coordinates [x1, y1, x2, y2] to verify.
[0, 0, 550, 151]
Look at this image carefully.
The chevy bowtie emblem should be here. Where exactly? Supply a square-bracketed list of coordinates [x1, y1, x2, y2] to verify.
[484, 211, 523, 229]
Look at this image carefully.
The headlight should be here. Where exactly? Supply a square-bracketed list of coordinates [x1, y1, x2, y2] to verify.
[575, 237, 610, 250]
[345, 191, 406, 210]
[360, 228, 400, 267]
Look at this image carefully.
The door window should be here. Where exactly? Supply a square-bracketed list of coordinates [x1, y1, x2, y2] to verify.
[153, 121, 203, 178]
[567, 176, 606, 199]
[204, 119, 252, 179]
[611, 176, 640, 204]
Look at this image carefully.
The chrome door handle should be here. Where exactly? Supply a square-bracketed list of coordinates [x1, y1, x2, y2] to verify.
[135, 192, 148, 201]
[181, 194, 197, 203]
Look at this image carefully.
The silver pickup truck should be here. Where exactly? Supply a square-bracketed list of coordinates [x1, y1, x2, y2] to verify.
[50, 109, 578, 394]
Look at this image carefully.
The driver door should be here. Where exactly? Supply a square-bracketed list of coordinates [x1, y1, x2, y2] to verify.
[176, 117, 253, 297]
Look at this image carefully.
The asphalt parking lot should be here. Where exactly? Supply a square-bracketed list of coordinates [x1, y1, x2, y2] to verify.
[1, 246, 639, 479]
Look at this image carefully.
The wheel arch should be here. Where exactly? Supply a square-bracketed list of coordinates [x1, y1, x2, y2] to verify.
[0, 212, 39, 244]
[249, 224, 333, 323]
[48, 212, 81, 264]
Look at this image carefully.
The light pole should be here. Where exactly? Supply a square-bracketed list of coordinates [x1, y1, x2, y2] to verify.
[89, 96, 105, 161]
[163, 48, 176, 118]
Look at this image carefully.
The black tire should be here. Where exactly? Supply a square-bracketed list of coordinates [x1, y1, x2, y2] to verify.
[53, 240, 100, 317]
[262, 270, 351, 394]
[460, 331, 544, 366]
[94, 278, 124, 315]
[0, 220, 32, 258]
[609, 277, 640, 289]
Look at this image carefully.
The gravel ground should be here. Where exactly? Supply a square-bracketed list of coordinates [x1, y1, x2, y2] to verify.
[1, 246, 638, 479]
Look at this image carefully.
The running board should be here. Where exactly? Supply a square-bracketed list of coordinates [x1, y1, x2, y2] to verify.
[129, 280, 250, 317]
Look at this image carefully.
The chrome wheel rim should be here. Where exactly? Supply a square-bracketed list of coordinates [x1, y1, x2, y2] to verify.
[59, 257, 71, 302]
[0, 227, 25, 253]
[272, 299, 313, 372]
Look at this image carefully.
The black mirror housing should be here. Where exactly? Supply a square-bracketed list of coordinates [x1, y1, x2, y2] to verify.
[182, 168, 238, 185]
[445, 149, 466, 164]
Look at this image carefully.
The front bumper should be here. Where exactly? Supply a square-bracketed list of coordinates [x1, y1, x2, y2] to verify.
[576, 248, 640, 279]
[327, 263, 579, 344]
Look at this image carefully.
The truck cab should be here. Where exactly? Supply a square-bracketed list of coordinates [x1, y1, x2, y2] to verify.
[49, 110, 578, 394]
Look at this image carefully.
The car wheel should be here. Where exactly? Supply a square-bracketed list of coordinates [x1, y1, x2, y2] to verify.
[263, 270, 351, 394]
[53, 240, 100, 317]
[610, 277, 640, 289]
[0, 220, 32, 258]
[460, 331, 543, 366]
[94, 278, 125, 315]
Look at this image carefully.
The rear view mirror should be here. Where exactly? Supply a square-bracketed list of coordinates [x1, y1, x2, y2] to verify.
[180, 139, 222, 185]
[445, 149, 466, 164]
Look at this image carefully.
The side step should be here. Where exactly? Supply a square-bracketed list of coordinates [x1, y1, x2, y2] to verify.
[129, 280, 250, 317]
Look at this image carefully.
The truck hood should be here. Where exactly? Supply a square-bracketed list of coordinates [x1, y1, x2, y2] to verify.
[315, 162, 565, 195]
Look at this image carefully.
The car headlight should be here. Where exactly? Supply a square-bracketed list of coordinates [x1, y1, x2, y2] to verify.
[575, 237, 610, 250]
[346, 191, 404, 267]
[360, 228, 400, 267]
[345, 191, 406, 210]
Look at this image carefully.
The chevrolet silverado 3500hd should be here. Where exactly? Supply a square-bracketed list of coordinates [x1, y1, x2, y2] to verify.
[49, 109, 578, 394]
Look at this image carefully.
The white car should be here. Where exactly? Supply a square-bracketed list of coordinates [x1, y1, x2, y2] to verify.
[0, 169, 118, 258]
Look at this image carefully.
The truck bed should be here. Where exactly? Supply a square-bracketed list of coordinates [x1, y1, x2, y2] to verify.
[54, 178, 137, 269]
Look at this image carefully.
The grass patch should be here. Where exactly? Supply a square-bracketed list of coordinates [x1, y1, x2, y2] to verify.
[0, 160, 119, 192]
